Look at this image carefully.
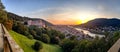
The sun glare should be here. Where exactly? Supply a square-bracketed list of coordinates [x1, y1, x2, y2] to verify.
[76, 12, 98, 24]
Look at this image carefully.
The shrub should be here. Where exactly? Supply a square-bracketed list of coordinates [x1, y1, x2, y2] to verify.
[32, 41, 43, 51]
[27, 35, 33, 39]
[40, 34, 50, 43]
[50, 37, 60, 44]
[60, 39, 76, 52]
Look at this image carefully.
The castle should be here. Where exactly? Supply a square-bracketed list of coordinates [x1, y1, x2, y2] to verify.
[27, 20, 46, 28]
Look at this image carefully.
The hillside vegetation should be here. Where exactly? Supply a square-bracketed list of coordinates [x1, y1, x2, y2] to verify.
[9, 30, 63, 52]
[79, 18, 120, 28]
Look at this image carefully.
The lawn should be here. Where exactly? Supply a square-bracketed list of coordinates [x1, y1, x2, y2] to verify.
[9, 30, 63, 52]
[40, 42, 63, 52]
[9, 30, 36, 52]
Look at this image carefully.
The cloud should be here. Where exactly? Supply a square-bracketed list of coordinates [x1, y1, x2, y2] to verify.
[23, 7, 73, 17]
[21, 1, 120, 25]
[44, 8, 79, 25]
[97, 4, 106, 11]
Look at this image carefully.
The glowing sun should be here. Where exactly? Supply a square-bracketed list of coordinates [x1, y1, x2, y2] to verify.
[76, 12, 98, 24]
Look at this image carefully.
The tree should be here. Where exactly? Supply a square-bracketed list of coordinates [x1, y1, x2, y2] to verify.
[59, 33, 65, 39]
[72, 39, 94, 52]
[32, 41, 43, 51]
[27, 35, 33, 39]
[50, 36, 60, 44]
[3, 19, 13, 30]
[60, 39, 76, 52]
[0, 10, 7, 23]
[29, 30, 36, 37]
[40, 34, 50, 43]
[12, 22, 29, 35]
[0, 0, 5, 9]
[70, 35, 77, 40]
[0, 0, 13, 30]
[0, 0, 7, 23]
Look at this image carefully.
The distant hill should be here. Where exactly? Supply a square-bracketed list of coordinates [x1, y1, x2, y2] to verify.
[7, 12, 53, 26]
[77, 18, 120, 28]
[7, 12, 31, 21]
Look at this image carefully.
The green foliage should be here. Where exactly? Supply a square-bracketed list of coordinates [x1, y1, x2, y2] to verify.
[29, 26, 42, 36]
[72, 39, 94, 52]
[50, 37, 60, 44]
[60, 39, 76, 52]
[40, 34, 50, 43]
[9, 30, 36, 52]
[70, 35, 77, 40]
[0, 1, 6, 23]
[12, 22, 35, 40]
[60, 31, 120, 52]
[12, 22, 29, 35]
[27, 35, 33, 39]
[112, 31, 120, 42]
[0, 1, 13, 30]
[0, 10, 7, 23]
[28, 26, 65, 44]
[29, 30, 36, 37]
[0, 0, 5, 9]
[9, 30, 63, 52]
[47, 29, 65, 44]
[32, 41, 43, 51]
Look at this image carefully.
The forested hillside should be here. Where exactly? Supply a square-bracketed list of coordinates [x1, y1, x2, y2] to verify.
[78, 18, 120, 28]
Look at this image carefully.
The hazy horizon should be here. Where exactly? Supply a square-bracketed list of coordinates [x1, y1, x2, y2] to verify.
[2, 0, 120, 25]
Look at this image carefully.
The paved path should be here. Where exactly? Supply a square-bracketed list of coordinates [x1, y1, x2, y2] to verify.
[0, 24, 3, 52]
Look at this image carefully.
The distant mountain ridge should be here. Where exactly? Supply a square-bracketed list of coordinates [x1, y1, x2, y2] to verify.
[78, 18, 120, 28]
[7, 12, 53, 26]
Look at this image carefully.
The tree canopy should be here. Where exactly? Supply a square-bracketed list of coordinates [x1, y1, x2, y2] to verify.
[0, 0, 13, 30]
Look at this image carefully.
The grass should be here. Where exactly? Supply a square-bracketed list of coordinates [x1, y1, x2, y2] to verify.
[40, 42, 63, 52]
[9, 30, 36, 52]
[9, 30, 63, 52]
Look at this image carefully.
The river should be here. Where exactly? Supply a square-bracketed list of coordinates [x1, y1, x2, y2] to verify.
[75, 28, 105, 38]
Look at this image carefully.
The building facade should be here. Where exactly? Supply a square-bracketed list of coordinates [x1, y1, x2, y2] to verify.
[27, 20, 46, 28]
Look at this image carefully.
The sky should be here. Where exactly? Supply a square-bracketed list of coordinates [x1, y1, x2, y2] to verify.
[2, 0, 120, 25]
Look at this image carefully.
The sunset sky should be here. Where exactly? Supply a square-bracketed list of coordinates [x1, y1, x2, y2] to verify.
[2, 0, 120, 25]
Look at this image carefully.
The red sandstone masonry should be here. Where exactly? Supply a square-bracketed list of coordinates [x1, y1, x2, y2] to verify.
[1, 24, 23, 52]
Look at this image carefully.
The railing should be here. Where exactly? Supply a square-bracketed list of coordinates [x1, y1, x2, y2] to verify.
[0, 24, 4, 52]
[0, 23, 23, 52]
[108, 38, 120, 52]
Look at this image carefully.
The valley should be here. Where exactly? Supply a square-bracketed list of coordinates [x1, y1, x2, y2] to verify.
[0, 0, 120, 52]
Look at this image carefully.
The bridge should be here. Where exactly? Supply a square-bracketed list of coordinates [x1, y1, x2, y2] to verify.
[0, 23, 23, 52]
